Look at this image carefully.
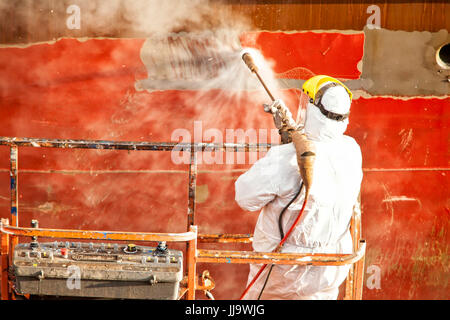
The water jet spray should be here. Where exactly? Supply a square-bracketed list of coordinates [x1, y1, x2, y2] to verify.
[242, 52, 276, 101]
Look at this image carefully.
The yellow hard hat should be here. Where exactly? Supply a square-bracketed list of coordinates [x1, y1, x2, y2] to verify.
[302, 75, 353, 103]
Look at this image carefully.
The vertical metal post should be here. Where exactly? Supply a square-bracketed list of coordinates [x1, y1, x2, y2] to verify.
[344, 195, 361, 300]
[344, 214, 355, 300]
[351, 195, 363, 299]
[187, 147, 197, 229]
[9, 146, 19, 257]
[1, 219, 11, 300]
[353, 241, 366, 300]
[185, 146, 198, 300]
[352, 198, 364, 300]
[10, 146, 18, 227]
[187, 225, 197, 300]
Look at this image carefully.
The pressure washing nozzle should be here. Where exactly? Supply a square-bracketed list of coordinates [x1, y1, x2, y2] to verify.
[242, 51, 316, 194]
[242, 52, 258, 73]
[242, 52, 275, 101]
[242, 50, 315, 201]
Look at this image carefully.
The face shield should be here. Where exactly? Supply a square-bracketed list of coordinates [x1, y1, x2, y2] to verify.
[303, 84, 352, 141]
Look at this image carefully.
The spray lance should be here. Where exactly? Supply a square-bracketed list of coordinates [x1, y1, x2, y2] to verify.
[239, 52, 316, 300]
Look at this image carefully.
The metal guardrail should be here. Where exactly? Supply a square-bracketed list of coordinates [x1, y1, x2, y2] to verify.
[0, 136, 366, 300]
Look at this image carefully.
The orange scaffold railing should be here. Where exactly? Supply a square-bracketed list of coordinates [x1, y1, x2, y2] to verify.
[0, 136, 366, 300]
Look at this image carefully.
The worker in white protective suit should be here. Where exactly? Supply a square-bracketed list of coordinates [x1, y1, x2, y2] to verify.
[235, 75, 363, 300]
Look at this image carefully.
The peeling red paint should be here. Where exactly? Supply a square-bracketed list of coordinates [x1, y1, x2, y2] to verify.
[240, 31, 365, 79]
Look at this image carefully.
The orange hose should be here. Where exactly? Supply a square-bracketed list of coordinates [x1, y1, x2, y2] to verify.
[239, 191, 309, 300]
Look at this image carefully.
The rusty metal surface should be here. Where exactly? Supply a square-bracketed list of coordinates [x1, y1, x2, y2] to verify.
[0, 219, 197, 243]
[353, 251, 366, 300]
[228, 1, 449, 32]
[1, 219, 196, 299]
[187, 151, 198, 228]
[0, 225, 10, 300]
[15, 278, 180, 300]
[0, 1, 447, 46]
[0, 136, 274, 152]
[179, 270, 216, 300]
[198, 233, 253, 243]
[9, 146, 18, 228]
[12, 241, 183, 299]
[13, 242, 183, 281]
[197, 241, 366, 266]
[186, 225, 198, 300]
[344, 196, 362, 299]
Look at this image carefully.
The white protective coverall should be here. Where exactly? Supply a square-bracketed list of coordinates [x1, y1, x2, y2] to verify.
[235, 85, 363, 300]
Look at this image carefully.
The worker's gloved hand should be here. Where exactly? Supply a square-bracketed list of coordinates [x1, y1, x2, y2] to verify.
[262, 99, 288, 115]
[262, 99, 296, 131]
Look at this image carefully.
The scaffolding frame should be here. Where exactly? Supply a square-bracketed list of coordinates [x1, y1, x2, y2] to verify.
[0, 136, 366, 300]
